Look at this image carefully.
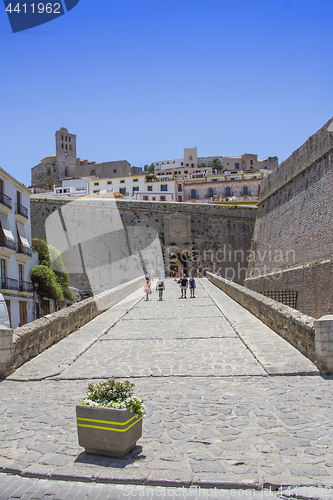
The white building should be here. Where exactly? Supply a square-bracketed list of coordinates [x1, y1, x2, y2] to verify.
[86, 174, 178, 202]
[0, 168, 38, 328]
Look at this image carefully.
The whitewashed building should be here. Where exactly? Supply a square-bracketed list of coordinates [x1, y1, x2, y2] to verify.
[0, 168, 38, 328]
[86, 175, 178, 202]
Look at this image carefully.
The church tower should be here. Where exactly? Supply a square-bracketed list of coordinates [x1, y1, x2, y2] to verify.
[55, 128, 77, 178]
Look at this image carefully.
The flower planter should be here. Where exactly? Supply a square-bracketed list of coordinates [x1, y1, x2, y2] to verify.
[76, 404, 143, 457]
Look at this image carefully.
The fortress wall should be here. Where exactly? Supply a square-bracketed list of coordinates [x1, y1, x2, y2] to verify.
[31, 199, 256, 291]
[245, 118, 333, 318]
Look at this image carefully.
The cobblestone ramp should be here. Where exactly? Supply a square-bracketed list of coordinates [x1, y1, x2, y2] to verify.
[1, 278, 332, 491]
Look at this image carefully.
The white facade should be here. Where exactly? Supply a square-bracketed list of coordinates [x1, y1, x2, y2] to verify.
[86, 175, 178, 201]
[0, 168, 38, 328]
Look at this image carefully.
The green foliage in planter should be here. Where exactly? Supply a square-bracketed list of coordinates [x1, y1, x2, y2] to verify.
[81, 378, 145, 418]
[30, 265, 64, 301]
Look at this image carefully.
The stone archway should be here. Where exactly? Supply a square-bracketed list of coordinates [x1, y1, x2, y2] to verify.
[170, 258, 182, 277]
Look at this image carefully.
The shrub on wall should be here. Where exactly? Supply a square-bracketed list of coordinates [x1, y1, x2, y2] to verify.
[31, 239, 75, 304]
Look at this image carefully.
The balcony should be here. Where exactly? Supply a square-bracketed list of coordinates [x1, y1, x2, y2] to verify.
[1, 277, 19, 291]
[19, 281, 33, 293]
[0, 192, 12, 210]
[0, 278, 33, 293]
[15, 203, 29, 220]
[0, 238, 17, 252]
[17, 244, 32, 257]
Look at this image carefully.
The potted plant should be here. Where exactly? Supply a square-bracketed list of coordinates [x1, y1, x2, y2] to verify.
[76, 378, 145, 457]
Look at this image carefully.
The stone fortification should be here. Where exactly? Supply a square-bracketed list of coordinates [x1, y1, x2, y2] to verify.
[245, 118, 333, 319]
[30, 199, 256, 292]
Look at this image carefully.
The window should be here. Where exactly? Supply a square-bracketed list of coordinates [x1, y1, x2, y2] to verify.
[250, 160, 253, 165]
[18, 264, 23, 286]
[113, 169, 117, 174]
[0, 179, 3, 193]
[133, 178, 138, 182]
[191, 163, 194, 168]
[62, 143, 64, 148]
[47, 169, 51, 176]
[147, 185, 153, 191]
[61, 135, 63, 140]
[91, 170, 95, 176]
[64, 168, 68, 177]
[93, 190, 100, 194]
[208, 188, 213, 198]
[186, 163, 188, 167]
[69, 145, 72, 150]
[120, 180, 125, 184]
[107, 188, 113, 193]
[69, 137, 71, 142]
[152, 197, 156, 201]
[160, 196, 166, 201]
[235, 163, 240, 169]
[178, 185, 182, 192]
[107, 181, 112, 185]
[190, 189, 197, 199]
[226, 187, 231, 196]
[94, 182, 99, 186]
[133, 187, 139, 193]
[119, 188, 126, 195]
[160, 184, 168, 191]
[143, 196, 148, 200]
[184, 170, 188, 174]
[243, 186, 249, 195]
[65, 136, 67, 141]
[56, 189, 62, 194]
[181, 162, 183, 166]
[1, 258, 6, 287]
[189, 156, 193, 161]
[64, 188, 70, 193]
[65, 144, 68, 149]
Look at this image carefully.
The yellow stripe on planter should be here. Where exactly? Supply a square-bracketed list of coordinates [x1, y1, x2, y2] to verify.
[77, 416, 142, 432]
[77, 415, 137, 426]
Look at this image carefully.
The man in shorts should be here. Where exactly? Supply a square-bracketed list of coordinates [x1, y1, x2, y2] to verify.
[180, 274, 188, 298]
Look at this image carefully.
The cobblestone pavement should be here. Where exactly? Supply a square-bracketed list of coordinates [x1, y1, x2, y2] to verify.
[0, 278, 332, 498]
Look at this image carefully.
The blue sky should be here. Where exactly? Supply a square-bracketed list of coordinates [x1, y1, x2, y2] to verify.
[0, 0, 332, 186]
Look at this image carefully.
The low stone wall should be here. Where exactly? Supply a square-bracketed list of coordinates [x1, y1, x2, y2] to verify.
[0, 275, 145, 378]
[206, 272, 333, 372]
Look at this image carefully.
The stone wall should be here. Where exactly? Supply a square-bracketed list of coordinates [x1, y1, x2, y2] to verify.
[0, 275, 145, 378]
[31, 199, 256, 289]
[245, 118, 333, 318]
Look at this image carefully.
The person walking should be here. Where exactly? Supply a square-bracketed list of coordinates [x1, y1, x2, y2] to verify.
[156, 278, 165, 301]
[144, 281, 151, 301]
[180, 274, 188, 298]
[189, 276, 196, 298]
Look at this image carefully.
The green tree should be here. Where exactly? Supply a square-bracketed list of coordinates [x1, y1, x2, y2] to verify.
[147, 163, 155, 173]
[31, 239, 75, 304]
[143, 164, 149, 172]
[209, 158, 223, 172]
[45, 176, 56, 191]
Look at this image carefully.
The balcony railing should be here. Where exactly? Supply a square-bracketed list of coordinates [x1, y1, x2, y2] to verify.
[1, 277, 19, 291]
[15, 203, 29, 219]
[0, 278, 33, 292]
[17, 244, 32, 257]
[19, 281, 33, 292]
[0, 192, 12, 209]
[0, 238, 17, 251]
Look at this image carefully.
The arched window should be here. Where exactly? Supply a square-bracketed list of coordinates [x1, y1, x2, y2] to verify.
[226, 187, 231, 196]
[208, 188, 213, 198]
[47, 169, 51, 176]
[243, 186, 248, 195]
[190, 189, 197, 199]
[91, 170, 95, 176]
[65, 168, 68, 177]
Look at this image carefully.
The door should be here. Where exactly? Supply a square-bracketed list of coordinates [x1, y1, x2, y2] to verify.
[5, 299, 11, 327]
[19, 301, 27, 326]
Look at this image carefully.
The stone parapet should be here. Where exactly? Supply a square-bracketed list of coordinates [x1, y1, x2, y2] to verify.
[0, 275, 145, 379]
[207, 272, 333, 373]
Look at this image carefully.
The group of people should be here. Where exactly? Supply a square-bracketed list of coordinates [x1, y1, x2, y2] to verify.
[144, 271, 196, 301]
[144, 272, 165, 301]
